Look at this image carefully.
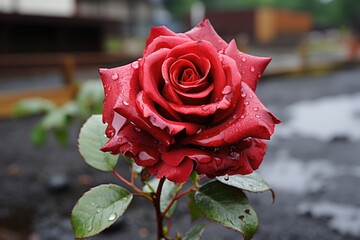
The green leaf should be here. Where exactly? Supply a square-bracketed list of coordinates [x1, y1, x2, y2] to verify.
[76, 80, 104, 118]
[143, 178, 178, 217]
[78, 115, 119, 171]
[195, 181, 258, 240]
[61, 101, 79, 117]
[190, 171, 200, 188]
[41, 110, 67, 129]
[54, 127, 69, 147]
[216, 172, 272, 193]
[188, 190, 202, 221]
[13, 98, 55, 117]
[182, 223, 206, 240]
[30, 123, 48, 147]
[71, 184, 132, 238]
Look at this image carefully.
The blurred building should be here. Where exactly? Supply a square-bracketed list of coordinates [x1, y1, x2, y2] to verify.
[198, 7, 312, 46]
[0, 0, 153, 54]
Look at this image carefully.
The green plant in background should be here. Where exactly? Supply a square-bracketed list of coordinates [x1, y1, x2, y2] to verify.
[13, 80, 104, 147]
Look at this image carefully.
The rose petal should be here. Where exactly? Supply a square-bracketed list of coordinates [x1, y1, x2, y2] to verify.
[101, 123, 161, 167]
[185, 18, 228, 51]
[148, 157, 194, 183]
[161, 148, 212, 167]
[136, 91, 201, 136]
[140, 48, 182, 121]
[144, 35, 190, 58]
[183, 82, 281, 147]
[212, 54, 242, 124]
[225, 39, 271, 90]
[99, 65, 173, 146]
[173, 83, 214, 106]
[166, 40, 226, 103]
[195, 138, 268, 178]
[168, 89, 231, 117]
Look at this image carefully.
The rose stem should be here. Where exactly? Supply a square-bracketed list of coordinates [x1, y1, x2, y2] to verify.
[112, 169, 152, 201]
[153, 177, 166, 240]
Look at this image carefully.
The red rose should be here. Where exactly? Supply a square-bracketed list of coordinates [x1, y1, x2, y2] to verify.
[99, 19, 280, 183]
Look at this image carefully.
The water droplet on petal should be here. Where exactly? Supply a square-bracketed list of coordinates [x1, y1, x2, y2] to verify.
[221, 85, 232, 95]
[232, 114, 237, 119]
[201, 104, 212, 111]
[138, 151, 156, 162]
[131, 61, 139, 69]
[224, 174, 229, 181]
[218, 49, 224, 54]
[122, 100, 129, 106]
[240, 114, 245, 119]
[112, 73, 119, 80]
[108, 213, 117, 221]
[87, 225, 93, 232]
[250, 67, 255, 72]
[253, 107, 259, 112]
[255, 114, 261, 119]
[241, 57, 247, 62]
[244, 101, 250, 105]
[96, 208, 102, 213]
[241, 92, 247, 97]
[134, 127, 141, 132]
[196, 128, 203, 134]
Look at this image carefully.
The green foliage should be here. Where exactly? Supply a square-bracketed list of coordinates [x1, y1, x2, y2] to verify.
[216, 171, 272, 193]
[188, 190, 202, 221]
[71, 184, 132, 238]
[182, 223, 206, 240]
[78, 115, 119, 172]
[13, 98, 55, 117]
[143, 178, 179, 217]
[13, 80, 104, 147]
[195, 181, 258, 240]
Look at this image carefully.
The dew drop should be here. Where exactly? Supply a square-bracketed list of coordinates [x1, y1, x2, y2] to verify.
[255, 114, 261, 119]
[240, 114, 245, 119]
[111, 73, 119, 80]
[250, 67, 255, 72]
[201, 104, 212, 111]
[224, 174, 229, 181]
[96, 208, 102, 213]
[241, 57, 247, 62]
[196, 128, 203, 134]
[218, 49, 224, 54]
[241, 92, 247, 98]
[122, 100, 129, 106]
[232, 114, 237, 119]
[134, 127, 141, 132]
[221, 85, 232, 95]
[87, 225, 93, 232]
[108, 213, 117, 221]
[138, 151, 157, 163]
[244, 101, 250, 105]
[131, 61, 139, 69]
[253, 107, 259, 112]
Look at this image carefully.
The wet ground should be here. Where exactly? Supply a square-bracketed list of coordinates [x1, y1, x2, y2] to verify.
[1, 67, 360, 240]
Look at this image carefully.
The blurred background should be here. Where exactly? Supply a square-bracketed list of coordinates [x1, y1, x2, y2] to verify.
[0, 0, 359, 239]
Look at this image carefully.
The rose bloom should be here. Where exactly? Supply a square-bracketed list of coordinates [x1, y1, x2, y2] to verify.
[99, 19, 280, 183]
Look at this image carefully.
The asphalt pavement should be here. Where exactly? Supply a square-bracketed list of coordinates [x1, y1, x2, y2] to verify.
[1, 65, 360, 239]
